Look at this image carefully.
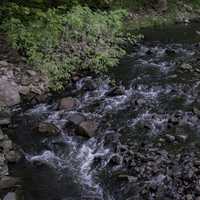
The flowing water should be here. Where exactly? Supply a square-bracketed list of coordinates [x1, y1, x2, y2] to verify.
[7, 21, 200, 200]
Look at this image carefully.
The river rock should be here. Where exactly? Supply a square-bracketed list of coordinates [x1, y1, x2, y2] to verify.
[3, 192, 17, 200]
[77, 120, 98, 137]
[68, 113, 85, 126]
[0, 176, 19, 189]
[0, 78, 20, 107]
[59, 97, 79, 110]
[176, 134, 188, 143]
[38, 122, 60, 135]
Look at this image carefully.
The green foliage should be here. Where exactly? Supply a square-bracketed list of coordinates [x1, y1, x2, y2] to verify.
[1, 4, 132, 90]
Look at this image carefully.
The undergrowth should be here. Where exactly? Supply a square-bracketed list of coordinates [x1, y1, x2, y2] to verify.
[0, 3, 136, 90]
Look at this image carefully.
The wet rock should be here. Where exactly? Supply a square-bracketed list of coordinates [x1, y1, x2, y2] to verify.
[77, 120, 98, 137]
[0, 176, 19, 189]
[106, 86, 125, 97]
[37, 122, 60, 135]
[180, 63, 193, 70]
[68, 113, 85, 126]
[0, 111, 11, 125]
[59, 97, 79, 110]
[165, 134, 175, 143]
[3, 192, 17, 200]
[0, 78, 20, 107]
[176, 134, 188, 143]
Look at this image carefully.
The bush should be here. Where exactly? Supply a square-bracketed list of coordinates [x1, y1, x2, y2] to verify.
[1, 3, 135, 90]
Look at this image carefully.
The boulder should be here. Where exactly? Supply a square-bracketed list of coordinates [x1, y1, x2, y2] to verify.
[3, 192, 17, 200]
[0, 78, 20, 107]
[38, 122, 60, 135]
[59, 97, 79, 110]
[0, 176, 20, 189]
[176, 134, 188, 143]
[77, 120, 98, 137]
[68, 113, 85, 126]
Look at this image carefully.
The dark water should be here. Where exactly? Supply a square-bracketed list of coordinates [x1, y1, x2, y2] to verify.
[8, 22, 200, 200]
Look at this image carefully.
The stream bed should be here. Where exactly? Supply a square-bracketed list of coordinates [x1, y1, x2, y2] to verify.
[6, 21, 200, 200]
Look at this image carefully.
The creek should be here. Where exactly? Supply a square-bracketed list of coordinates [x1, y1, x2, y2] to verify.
[7, 21, 200, 200]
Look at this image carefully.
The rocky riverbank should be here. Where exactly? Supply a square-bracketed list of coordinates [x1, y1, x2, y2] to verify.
[0, 33, 49, 199]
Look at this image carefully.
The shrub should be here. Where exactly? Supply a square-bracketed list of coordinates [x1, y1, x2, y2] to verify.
[1, 3, 137, 90]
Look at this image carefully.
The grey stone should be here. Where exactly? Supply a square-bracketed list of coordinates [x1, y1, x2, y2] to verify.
[0, 176, 19, 189]
[77, 120, 98, 137]
[0, 78, 20, 107]
[59, 97, 79, 110]
[176, 134, 188, 143]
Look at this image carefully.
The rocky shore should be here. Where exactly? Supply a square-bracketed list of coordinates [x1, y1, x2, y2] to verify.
[0, 33, 49, 199]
